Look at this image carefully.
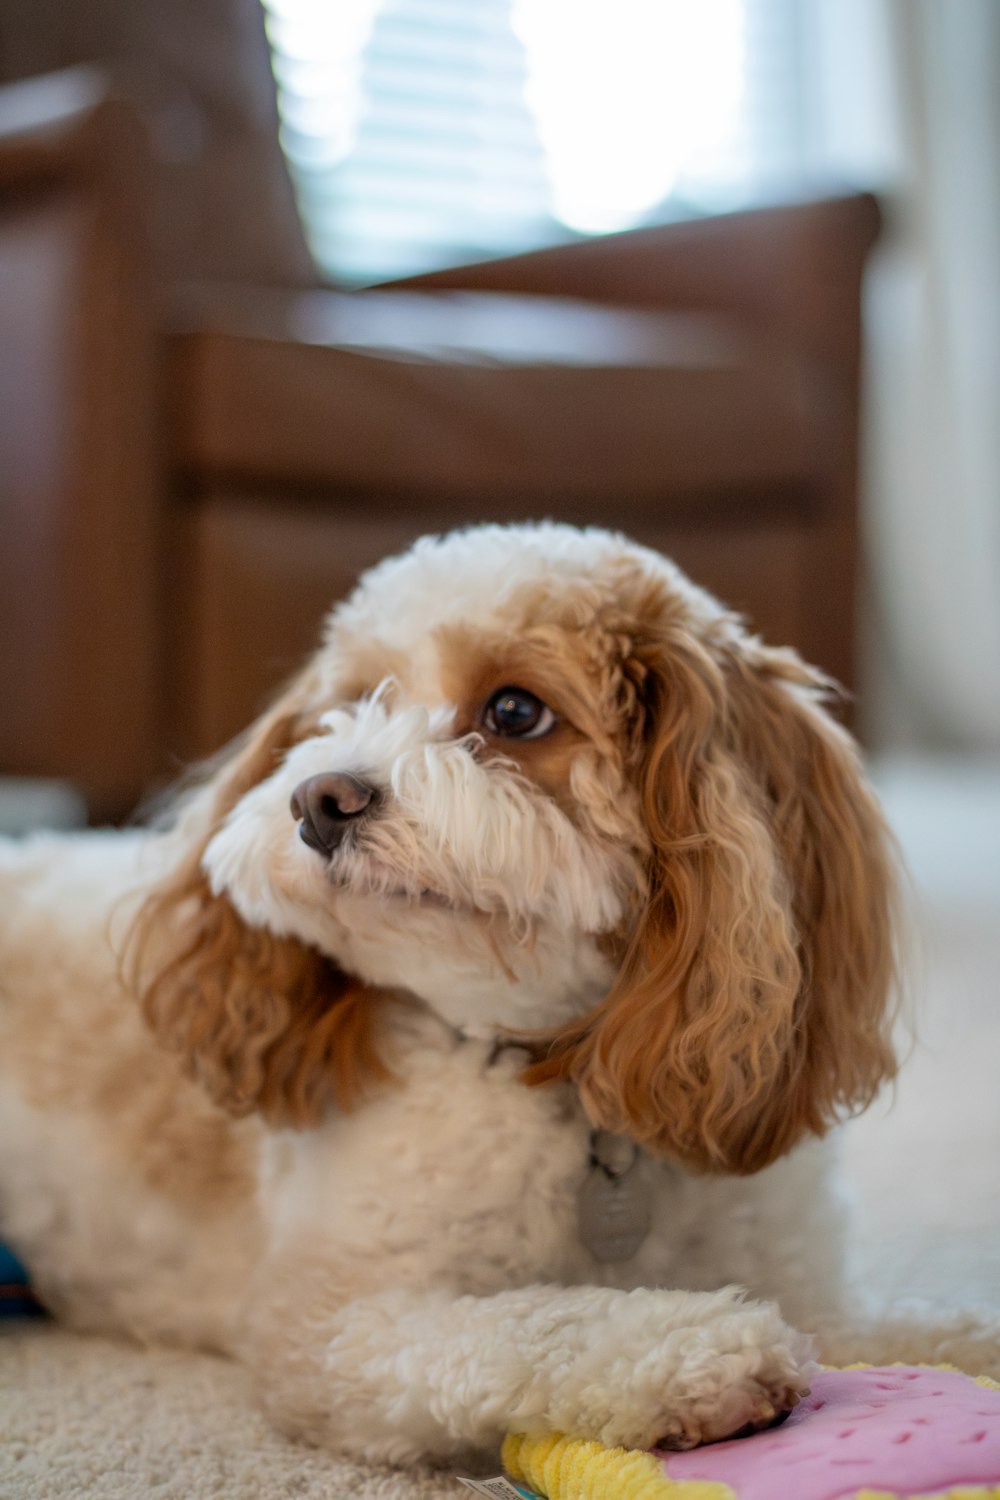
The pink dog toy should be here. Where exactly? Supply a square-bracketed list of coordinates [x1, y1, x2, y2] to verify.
[503, 1365, 1000, 1500]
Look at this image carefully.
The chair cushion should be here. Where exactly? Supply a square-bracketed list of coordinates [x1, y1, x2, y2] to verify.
[169, 288, 818, 513]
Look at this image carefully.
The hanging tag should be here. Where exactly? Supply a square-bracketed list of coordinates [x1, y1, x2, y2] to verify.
[577, 1132, 652, 1262]
[458, 1476, 540, 1499]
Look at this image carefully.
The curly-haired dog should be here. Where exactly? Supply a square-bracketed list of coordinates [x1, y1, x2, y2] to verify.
[0, 524, 901, 1463]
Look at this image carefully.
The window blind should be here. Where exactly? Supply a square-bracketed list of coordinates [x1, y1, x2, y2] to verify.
[262, 0, 819, 286]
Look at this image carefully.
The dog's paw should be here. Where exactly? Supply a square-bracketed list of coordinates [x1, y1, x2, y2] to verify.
[659, 1291, 812, 1452]
[553, 1286, 814, 1453]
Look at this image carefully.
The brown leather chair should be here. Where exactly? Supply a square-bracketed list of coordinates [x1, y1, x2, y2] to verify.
[0, 70, 161, 818]
[0, 70, 880, 820]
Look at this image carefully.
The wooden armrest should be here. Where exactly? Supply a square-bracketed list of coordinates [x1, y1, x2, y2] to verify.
[387, 193, 881, 381]
[0, 66, 142, 189]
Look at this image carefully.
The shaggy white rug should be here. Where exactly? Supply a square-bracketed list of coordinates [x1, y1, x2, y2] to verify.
[2, 757, 998, 1499]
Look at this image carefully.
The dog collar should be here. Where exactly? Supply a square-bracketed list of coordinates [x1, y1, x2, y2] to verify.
[467, 1030, 652, 1262]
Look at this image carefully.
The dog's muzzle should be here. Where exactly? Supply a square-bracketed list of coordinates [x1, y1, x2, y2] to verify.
[290, 773, 376, 857]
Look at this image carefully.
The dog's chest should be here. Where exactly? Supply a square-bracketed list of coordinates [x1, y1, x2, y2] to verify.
[254, 1023, 829, 1305]
[259, 1033, 600, 1290]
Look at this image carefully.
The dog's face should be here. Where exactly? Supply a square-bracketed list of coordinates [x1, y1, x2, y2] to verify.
[201, 526, 691, 1032]
[133, 525, 899, 1174]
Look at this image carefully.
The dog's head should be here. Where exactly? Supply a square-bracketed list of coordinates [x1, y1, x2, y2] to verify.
[131, 524, 898, 1173]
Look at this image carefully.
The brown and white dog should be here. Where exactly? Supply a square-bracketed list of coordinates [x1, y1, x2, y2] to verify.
[0, 523, 901, 1463]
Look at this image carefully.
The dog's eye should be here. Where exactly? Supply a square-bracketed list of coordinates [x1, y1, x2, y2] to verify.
[482, 687, 556, 740]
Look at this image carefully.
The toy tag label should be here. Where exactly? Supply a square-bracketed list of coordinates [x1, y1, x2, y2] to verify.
[457, 1477, 539, 1499]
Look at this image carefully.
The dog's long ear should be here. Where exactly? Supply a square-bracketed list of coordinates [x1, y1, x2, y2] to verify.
[126, 666, 389, 1124]
[527, 626, 898, 1175]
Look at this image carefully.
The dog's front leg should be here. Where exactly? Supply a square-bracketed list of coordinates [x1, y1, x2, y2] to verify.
[245, 1276, 813, 1465]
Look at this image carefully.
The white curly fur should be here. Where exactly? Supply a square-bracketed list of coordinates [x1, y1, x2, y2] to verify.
[0, 522, 965, 1467]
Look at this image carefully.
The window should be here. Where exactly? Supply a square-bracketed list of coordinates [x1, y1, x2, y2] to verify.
[262, 0, 822, 285]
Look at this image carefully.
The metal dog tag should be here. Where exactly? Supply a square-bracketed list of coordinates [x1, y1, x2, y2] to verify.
[577, 1130, 651, 1263]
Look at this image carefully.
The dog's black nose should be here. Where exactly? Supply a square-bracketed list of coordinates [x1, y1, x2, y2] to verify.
[290, 773, 375, 856]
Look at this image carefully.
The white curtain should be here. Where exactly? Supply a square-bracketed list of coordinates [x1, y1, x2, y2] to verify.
[813, 0, 1000, 750]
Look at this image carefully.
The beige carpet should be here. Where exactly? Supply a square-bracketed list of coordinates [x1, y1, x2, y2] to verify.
[2, 756, 998, 1498]
[0, 1330, 470, 1500]
[841, 756, 1000, 1314]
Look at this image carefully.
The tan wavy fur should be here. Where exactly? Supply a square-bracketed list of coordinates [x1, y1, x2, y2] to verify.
[524, 605, 899, 1174]
[126, 665, 391, 1126]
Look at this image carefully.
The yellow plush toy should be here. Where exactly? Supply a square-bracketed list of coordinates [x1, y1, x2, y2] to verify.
[502, 1366, 1000, 1500]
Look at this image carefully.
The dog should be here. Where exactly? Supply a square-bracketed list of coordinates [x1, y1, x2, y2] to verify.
[0, 522, 902, 1465]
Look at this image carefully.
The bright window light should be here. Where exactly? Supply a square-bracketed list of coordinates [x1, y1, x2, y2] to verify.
[512, 0, 744, 234]
[261, 0, 778, 283]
